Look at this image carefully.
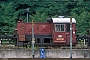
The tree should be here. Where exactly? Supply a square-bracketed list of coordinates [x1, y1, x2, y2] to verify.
[29, 12, 48, 22]
[0, 2, 19, 34]
[70, 0, 90, 35]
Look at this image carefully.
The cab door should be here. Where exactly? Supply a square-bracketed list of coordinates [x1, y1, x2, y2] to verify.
[66, 23, 76, 44]
[66, 23, 70, 44]
[53, 24, 66, 44]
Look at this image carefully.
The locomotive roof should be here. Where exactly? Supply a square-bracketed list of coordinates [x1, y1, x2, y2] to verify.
[52, 18, 76, 23]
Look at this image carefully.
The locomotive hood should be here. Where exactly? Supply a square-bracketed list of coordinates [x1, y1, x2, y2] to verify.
[52, 18, 76, 23]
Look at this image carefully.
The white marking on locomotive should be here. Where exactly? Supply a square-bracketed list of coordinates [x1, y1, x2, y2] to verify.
[58, 35, 62, 37]
[73, 32, 75, 34]
[52, 18, 76, 23]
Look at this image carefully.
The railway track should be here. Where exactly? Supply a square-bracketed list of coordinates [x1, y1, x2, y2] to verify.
[0, 58, 90, 60]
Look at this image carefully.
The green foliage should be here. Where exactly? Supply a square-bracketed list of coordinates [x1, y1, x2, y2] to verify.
[29, 12, 48, 22]
[70, 0, 90, 35]
[0, 0, 90, 35]
[0, 2, 21, 35]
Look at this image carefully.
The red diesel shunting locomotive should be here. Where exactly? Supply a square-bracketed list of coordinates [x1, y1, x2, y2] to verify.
[14, 17, 76, 47]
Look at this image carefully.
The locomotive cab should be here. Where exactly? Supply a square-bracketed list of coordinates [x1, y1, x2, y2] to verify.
[52, 18, 76, 45]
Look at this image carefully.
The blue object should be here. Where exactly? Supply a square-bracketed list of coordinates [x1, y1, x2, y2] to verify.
[40, 48, 46, 58]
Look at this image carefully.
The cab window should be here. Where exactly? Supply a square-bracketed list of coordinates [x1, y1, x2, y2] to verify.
[66, 23, 70, 32]
[55, 24, 65, 32]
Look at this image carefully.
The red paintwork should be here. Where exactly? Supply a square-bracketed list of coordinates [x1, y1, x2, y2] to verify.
[18, 35, 25, 41]
[36, 23, 52, 34]
[65, 24, 76, 44]
[16, 21, 76, 45]
[53, 23, 76, 44]
[17, 22, 25, 35]
[53, 23, 66, 44]
[17, 22, 52, 35]
[16, 22, 25, 41]
[53, 32, 66, 43]
[25, 23, 52, 34]
[72, 24, 76, 44]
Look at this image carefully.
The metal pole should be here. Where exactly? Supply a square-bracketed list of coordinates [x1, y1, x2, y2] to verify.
[32, 20, 35, 58]
[27, 13, 28, 22]
[84, 39, 85, 47]
[70, 17, 72, 59]
[26, 8, 29, 22]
